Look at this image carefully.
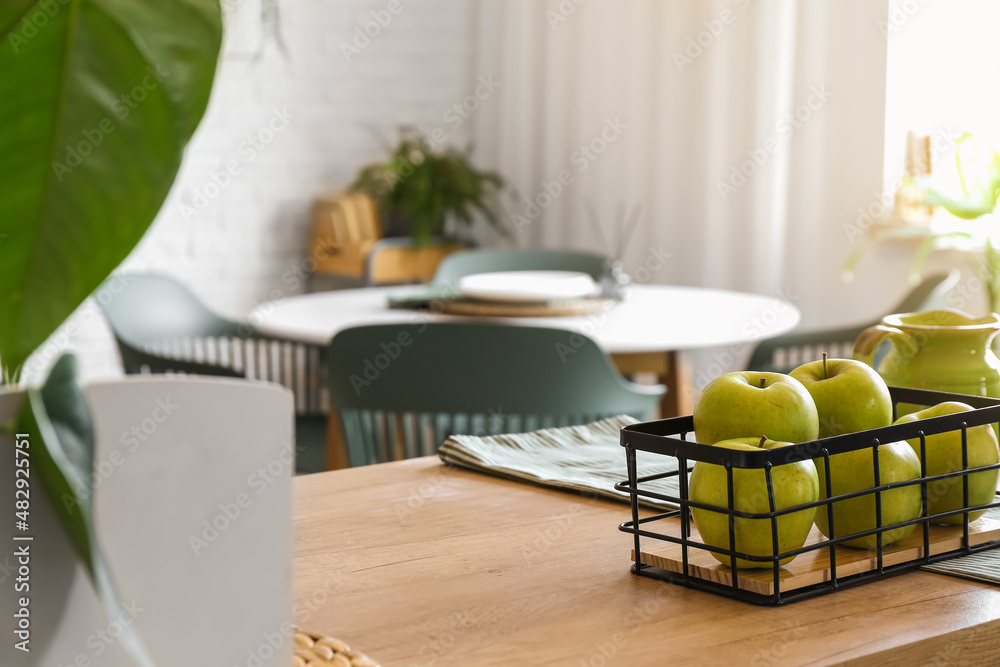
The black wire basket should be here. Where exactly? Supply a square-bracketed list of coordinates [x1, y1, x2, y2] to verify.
[616, 386, 1000, 605]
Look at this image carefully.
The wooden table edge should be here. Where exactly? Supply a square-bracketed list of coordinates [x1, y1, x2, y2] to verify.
[832, 613, 1000, 666]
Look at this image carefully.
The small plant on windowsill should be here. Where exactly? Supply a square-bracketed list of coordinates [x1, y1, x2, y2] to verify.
[349, 128, 510, 245]
[846, 133, 1000, 314]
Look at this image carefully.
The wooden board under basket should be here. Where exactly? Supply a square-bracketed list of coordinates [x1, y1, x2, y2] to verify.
[440, 298, 616, 318]
[632, 516, 1000, 596]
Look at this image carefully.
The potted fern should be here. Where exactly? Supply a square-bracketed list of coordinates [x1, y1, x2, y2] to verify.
[350, 128, 510, 245]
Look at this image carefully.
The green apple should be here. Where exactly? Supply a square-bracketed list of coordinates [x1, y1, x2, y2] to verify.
[693, 371, 819, 445]
[789, 354, 892, 438]
[894, 402, 1000, 525]
[689, 437, 819, 569]
[815, 441, 922, 549]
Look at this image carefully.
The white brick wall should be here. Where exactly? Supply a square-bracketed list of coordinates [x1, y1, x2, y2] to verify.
[24, 0, 478, 384]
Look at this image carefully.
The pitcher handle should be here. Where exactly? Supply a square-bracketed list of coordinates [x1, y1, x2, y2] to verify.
[852, 324, 911, 370]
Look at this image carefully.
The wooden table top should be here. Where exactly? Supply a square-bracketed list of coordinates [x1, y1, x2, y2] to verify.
[294, 457, 1000, 667]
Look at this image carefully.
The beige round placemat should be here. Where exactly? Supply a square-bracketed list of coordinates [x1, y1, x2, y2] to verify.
[294, 629, 380, 667]
[440, 298, 616, 318]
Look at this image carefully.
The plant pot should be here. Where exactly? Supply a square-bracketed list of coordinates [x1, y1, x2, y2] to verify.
[0, 377, 294, 666]
[381, 212, 416, 238]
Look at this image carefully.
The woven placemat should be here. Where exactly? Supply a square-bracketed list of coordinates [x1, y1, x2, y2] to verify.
[439, 297, 616, 318]
[294, 629, 379, 667]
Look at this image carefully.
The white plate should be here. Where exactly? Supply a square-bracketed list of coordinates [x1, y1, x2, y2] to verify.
[457, 271, 599, 303]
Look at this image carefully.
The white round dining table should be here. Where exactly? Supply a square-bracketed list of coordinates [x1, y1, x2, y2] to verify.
[250, 284, 800, 418]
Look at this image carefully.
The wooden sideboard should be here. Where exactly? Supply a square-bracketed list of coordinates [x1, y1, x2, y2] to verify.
[309, 193, 465, 288]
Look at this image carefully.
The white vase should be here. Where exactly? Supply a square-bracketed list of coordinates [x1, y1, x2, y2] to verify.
[0, 376, 294, 666]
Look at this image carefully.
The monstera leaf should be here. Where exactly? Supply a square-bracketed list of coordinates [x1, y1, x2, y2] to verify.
[0, 2, 223, 663]
[0, 0, 223, 376]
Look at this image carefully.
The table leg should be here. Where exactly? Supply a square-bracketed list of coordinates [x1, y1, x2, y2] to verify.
[661, 350, 694, 418]
[611, 351, 693, 418]
[326, 408, 351, 470]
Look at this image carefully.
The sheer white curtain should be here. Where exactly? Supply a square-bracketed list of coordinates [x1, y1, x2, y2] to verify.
[469, 0, 893, 331]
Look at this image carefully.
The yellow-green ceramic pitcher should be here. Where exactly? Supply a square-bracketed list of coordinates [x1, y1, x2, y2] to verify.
[852, 309, 1000, 413]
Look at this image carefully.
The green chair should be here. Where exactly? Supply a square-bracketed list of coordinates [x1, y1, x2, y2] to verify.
[432, 248, 609, 284]
[326, 322, 665, 466]
[97, 272, 328, 473]
[747, 271, 960, 373]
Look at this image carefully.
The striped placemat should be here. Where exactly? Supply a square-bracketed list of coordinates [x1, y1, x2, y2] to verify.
[438, 415, 679, 509]
[921, 505, 1000, 584]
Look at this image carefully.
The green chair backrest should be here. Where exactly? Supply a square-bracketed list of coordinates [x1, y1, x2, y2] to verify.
[746, 270, 961, 373]
[97, 272, 327, 416]
[432, 249, 609, 285]
[327, 323, 664, 466]
[99, 273, 243, 348]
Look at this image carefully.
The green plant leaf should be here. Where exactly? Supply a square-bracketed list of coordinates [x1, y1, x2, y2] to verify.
[919, 187, 997, 219]
[0, 0, 223, 376]
[349, 128, 507, 242]
[19, 354, 157, 666]
[914, 134, 1000, 220]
